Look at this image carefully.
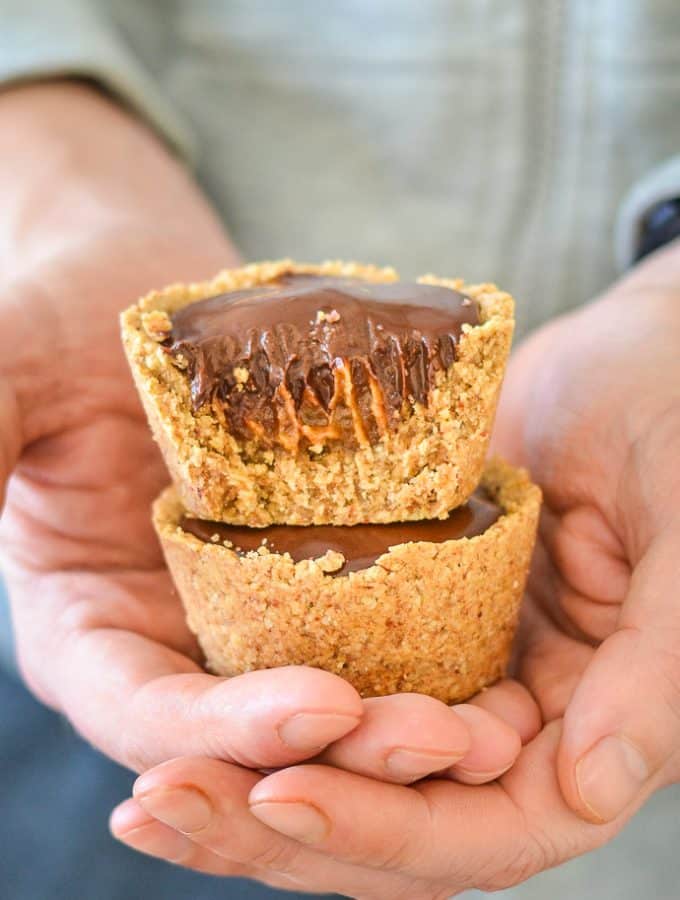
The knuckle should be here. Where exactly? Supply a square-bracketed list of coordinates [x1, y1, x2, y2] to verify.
[173, 841, 243, 877]
[369, 826, 424, 871]
[218, 742, 268, 770]
[477, 828, 555, 892]
[247, 838, 305, 875]
[118, 730, 154, 773]
[479, 844, 542, 892]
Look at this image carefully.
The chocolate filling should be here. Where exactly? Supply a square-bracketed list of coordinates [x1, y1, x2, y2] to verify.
[165, 273, 478, 449]
[180, 489, 502, 577]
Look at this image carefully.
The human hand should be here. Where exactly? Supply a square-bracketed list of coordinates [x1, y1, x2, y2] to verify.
[0, 81, 366, 772]
[0, 83, 525, 810]
[111, 680, 537, 898]
[112, 241, 680, 896]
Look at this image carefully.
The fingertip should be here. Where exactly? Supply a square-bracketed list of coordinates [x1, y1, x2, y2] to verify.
[109, 798, 154, 837]
[446, 703, 522, 784]
[279, 665, 365, 715]
[133, 756, 208, 799]
[469, 679, 543, 745]
[318, 692, 473, 783]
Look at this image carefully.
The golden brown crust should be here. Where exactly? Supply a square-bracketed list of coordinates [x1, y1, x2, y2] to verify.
[121, 260, 514, 526]
[153, 458, 541, 704]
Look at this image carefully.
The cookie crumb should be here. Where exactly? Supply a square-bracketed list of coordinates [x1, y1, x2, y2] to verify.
[319, 550, 345, 573]
[141, 310, 172, 342]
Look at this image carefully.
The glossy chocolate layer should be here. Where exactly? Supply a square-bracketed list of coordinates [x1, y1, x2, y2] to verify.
[180, 489, 501, 577]
[165, 273, 478, 448]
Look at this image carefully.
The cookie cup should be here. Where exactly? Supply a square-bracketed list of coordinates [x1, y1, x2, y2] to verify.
[153, 459, 540, 703]
[122, 259, 514, 526]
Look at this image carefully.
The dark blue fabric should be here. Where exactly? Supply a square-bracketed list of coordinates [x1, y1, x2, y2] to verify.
[0, 637, 338, 899]
[636, 200, 680, 262]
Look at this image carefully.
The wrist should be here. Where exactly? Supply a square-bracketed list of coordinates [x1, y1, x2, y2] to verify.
[618, 237, 680, 303]
[0, 81, 225, 269]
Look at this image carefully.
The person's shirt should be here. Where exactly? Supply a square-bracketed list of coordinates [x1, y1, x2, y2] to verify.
[2, 0, 680, 337]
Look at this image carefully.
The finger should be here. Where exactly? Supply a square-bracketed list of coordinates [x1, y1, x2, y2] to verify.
[445, 703, 522, 784]
[110, 799, 303, 892]
[11, 574, 363, 771]
[316, 693, 471, 783]
[467, 678, 542, 745]
[132, 758, 440, 900]
[75, 642, 361, 771]
[533, 504, 628, 643]
[249, 762, 523, 888]
[111, 798, 245, 873]
[248, 724, 616, 891]
[515, 597, 594, 722]
[559, 524, 680, 823]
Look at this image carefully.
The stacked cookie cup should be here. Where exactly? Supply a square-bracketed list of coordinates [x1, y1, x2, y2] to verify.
[122, 260, 540, 703]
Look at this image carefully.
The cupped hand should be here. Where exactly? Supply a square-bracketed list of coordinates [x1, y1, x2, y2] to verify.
[114, 242, 680, 896]
[110, 680, 536, 899]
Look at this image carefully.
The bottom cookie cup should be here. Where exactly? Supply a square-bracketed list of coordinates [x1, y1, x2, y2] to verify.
[153, 459, 541, 704]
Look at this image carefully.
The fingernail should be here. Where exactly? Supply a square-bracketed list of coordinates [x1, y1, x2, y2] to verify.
[449, 764, 513, 785]
[385, 748, 464, 781]
[575, 735, 649, 822]
[135, 787, 212, 834]
[250, 801, 329, 843]
[278, 713, 360, 751]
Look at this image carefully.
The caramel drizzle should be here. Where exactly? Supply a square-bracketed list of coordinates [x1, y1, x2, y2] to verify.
[240, 358, 387, 451]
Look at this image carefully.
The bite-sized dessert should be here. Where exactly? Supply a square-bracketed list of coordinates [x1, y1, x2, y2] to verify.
[121, 260, 514, 526]
[153, 459, 540, 704]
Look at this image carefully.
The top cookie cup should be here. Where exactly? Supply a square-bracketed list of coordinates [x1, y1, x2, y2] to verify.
[121, 259, 514, 526]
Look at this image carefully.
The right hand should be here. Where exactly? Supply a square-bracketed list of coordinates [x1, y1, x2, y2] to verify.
[0, 82, 529, 895]
[0, 80, 368, 772]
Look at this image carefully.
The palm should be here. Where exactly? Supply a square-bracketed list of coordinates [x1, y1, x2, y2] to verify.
[1, 231, 233, 759]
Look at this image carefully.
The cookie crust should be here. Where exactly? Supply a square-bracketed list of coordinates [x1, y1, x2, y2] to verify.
[122, 260, 514, 526]
[153, 458, 541, 704]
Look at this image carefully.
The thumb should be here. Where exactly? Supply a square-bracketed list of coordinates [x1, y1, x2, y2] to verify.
[558, 523, 680, 823]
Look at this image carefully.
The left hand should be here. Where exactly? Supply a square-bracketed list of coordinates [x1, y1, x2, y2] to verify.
[111, 241, 680, 897]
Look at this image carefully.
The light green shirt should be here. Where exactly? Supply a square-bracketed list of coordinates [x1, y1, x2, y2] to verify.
[2, 0, 680, 336]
